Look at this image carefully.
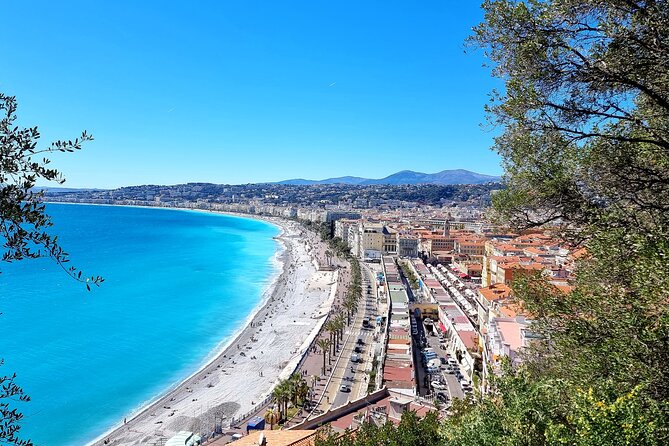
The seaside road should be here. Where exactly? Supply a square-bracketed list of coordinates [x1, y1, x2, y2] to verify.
[352, 264, 381, 400]
[328, 269, 378, 409]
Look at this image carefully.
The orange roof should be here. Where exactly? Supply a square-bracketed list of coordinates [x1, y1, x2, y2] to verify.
[570, 247, 588, 259]
[499, 262, 545, 271]
[488, 255, 520, 263]
[499, 301, 526, 318]
[383, 365, 414, 383]
[215, 430, 316, 446]
[553, 284, 574, 294]
[495, 243, 525, 252]
[479, 283, 513, 302]
[460, 331, 478, 350]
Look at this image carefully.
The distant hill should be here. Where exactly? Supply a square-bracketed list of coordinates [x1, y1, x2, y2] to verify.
[277, 169, 500, 186]
[32, 187, 106, 193]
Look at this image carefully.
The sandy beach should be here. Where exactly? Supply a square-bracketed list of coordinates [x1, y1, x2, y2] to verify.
[89, 216, 336, 445]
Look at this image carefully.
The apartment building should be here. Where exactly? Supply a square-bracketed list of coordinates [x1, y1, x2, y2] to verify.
[396, 233, 419, 258]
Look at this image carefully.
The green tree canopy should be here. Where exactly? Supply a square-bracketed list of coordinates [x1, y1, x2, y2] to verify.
[1, 93, 103, 445]
[454, 0, 669, 443]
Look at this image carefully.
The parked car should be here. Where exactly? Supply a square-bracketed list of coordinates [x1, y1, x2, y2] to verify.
[431, 381, 447, 390]
[461, 379, 472, 390]
[339, 385, 351, 393]
[436, 392, 450, 403]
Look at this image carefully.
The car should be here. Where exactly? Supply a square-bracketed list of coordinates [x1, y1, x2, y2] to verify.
[339, 385, 351, 393]
[354, 346, 362, 353]
[439, 357, 447, 364]
[351, 353, 360, 363]
[357, 338, 365, 345]
[431, 381, 447, 390]
[455, 371, 464, 380]
[447, 358, 458, 366]
[436, 392, 450, 403]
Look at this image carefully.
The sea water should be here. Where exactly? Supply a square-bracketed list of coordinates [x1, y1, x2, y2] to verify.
[0, 203, 280, 445]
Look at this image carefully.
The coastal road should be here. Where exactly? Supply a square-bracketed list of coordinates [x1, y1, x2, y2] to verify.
[330, 263, 378, 408]
[310, 268, 374, 412]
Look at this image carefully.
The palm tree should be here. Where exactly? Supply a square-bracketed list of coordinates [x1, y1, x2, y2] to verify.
[264, 407, 280, 430]
[344, 297, 357, 325]
[316, 338, 331, 375]
[324, 319, 337, 357]
[288, 373, 308, 407]
[295, 379, 310, 406]
[271, 380, 290, 422]
[332, 314, 345, 349]
[287, 374, 300, 406]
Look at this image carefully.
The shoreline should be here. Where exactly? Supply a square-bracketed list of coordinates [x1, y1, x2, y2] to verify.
[87, 222, 287, 445]
[80, 204, 335, 445]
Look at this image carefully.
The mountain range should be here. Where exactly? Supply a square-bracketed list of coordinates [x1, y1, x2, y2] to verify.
[276, 169, 501, 186]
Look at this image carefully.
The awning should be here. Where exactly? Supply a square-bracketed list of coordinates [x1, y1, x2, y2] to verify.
[439, 322, 447, 332]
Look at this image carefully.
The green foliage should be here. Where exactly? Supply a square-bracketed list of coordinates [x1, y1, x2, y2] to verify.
[398, 260, 418, 289]
[314, 410, 441, 446]
[0, 361, 32, 446]
[442, 363, 668, 446]
[367, 356, 378, 393]
[271, 373, 310, 424]
[470, 0, 669, 399]
[445, 1, 669, 445]
[329, 237, 351, 258]
[1, 93, 103, 445]
[0, 93, 103, 289]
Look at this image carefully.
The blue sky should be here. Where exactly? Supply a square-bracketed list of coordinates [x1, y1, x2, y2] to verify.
[3, 1, 502, 188]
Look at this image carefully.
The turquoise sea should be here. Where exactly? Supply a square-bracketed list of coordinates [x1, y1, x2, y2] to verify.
[0, 203, 281, 445]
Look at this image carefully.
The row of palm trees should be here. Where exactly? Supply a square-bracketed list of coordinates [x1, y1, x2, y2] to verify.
[266, 251, 365, 430]
[316, 257, 364, 375]
[268, 373, 311, 428]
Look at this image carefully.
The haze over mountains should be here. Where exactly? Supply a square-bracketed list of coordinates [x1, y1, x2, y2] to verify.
[276, 169, 501, 186]
[36, 169, 501, 191]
